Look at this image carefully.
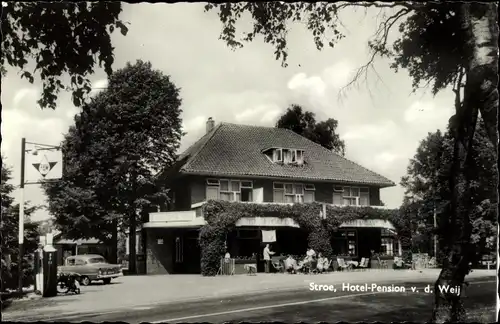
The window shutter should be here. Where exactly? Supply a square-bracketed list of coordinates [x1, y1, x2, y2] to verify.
[304, 191, 315, 203]
[206, 186, 219, 200]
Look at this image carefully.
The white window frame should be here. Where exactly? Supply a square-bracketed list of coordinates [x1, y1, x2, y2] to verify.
[273, 182, 315, 203]
[332, 186, 370, 206]
[296, 150, 304, 164]
[206, 179, 253, 202]
[273, 148, 283, 162]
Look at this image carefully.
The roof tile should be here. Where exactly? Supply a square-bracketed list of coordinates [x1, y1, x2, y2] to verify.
[179, 123, 395, 187]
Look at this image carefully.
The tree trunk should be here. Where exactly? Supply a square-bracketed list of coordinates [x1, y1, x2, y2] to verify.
[129, 208, 137, 274]
[109, 219, 118, 264]
[128, 166, 138, 275]
[431, 3, 498, 323]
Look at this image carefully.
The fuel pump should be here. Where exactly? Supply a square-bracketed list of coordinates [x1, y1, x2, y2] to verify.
[42, 233, 58, 297]
[34, 242, 44, 294]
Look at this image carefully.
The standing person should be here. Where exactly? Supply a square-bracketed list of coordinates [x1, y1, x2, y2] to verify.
[263, 244, 275, 273]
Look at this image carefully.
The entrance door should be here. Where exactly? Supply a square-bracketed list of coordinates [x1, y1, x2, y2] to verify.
[172, 231, 201, 274]
[183, 237, 201, 273]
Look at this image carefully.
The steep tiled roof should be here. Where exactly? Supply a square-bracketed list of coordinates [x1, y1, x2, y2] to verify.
[178, 123, 395, 187]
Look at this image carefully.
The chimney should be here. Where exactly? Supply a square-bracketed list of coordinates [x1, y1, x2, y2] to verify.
[206, 117, 215, 133]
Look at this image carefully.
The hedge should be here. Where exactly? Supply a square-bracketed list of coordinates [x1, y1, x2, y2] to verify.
[199, 200, 408, 276]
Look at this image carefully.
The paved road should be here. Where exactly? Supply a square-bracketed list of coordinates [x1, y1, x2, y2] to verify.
[34, 277, 496, 323]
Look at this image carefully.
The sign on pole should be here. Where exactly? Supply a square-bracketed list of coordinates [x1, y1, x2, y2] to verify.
[25, 148, 62, 183]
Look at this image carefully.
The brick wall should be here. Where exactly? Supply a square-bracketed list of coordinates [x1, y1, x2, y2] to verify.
[187, 176, 383, 206]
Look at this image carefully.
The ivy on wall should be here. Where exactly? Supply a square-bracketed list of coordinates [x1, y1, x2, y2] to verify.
[199, 200, 408, 276]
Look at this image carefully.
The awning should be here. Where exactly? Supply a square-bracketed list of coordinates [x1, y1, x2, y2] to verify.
[339, 219, 396, 231]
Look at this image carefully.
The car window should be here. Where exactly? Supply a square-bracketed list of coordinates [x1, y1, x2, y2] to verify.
[74, 259, 86, 265]
[66, 258, 76, 265]
[87, 257, 106, 264]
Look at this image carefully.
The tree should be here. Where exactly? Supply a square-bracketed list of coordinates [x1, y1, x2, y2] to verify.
[43, 60, 184, 274]
[401, 120, 497, 263]
[1, 2, 129, 109]
[1, 157, 40, 291]
[276, 104, 346, 155]
[205, 2, 498, 321]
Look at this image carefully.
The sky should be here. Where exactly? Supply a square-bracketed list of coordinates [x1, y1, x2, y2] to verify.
[1, 3, 455, 221]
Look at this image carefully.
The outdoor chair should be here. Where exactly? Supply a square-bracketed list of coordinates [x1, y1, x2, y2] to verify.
[271, 260, 284, 273]
[337, 258, 353, 271]
[427, 257, 437, 268]
[393, 257, 412, 270]
[355, 257, 369, 271]
[376, 256, 388, 269]
[217, 257, 235, 276]
[313, 259, 332, 274]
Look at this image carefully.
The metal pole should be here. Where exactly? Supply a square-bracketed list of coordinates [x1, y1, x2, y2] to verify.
[433, 206, 438, 260]
[18, 138, 26, 293]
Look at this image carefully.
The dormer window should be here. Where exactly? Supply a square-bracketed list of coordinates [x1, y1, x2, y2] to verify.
[265, 148, 304, 165]
[272, 148, 283, 162]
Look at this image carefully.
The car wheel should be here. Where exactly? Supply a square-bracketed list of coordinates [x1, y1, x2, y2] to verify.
[80, 276, 91, 286]
[57, 281, 69, 294]
[103, 278, 111, 285]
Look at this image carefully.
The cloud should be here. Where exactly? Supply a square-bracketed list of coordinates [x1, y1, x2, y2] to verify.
[404, 101, 453, 126]
[183, 115, 206, 133]
[287, 73, 327, 97]
[12, 88, 39, 109]
[235, 103, 282, 124]
[322, 61, 354, 89]
[342, 120, 399, 142]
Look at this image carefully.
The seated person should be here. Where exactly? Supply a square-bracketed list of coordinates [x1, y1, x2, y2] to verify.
[284, 255, 298, 273]
[316, 253, 329, 273]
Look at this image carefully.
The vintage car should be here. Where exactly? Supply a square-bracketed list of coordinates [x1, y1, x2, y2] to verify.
[58, 254, 122, 286]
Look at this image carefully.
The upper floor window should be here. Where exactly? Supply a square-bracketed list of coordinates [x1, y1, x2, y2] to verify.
[273, 182, 315, 203]
[333, 186, 369, 206]
[206, 179, 253, 202]
[265, 148, 304, 165]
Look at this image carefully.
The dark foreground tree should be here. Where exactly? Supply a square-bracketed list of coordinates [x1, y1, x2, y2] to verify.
[43, 60, 184, 273]
[1, 158, 40, 291]
[206, 2, 498, 322]
[1, 2, 128, 109]
[276, 104, 346, 155]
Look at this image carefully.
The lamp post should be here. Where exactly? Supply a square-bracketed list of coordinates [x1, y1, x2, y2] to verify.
[18, 138, 61, 293]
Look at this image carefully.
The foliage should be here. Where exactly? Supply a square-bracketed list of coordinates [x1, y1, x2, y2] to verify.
[199, 200, 402, 276]
[1, 2, 128, 109]
[276, 104, 346, 155]
[400, 119, 497, 263]
[43, 60, 184, 259]
[1, 158, 40, 291]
